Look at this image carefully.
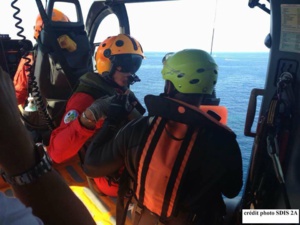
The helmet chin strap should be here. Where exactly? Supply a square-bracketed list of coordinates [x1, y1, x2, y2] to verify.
[164, 81, 177, 97]
[102, 63, 116, 82]
[102, 66, 121, 89]
[102, 68, 139, 90]
[109, 63, 141, 87]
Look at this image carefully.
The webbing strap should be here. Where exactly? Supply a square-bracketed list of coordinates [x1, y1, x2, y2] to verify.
[265, 72, 293, 209]
[133, 204, 143, 225]
[161, 126, 195, 219]
[35, 0, 50, 27]
[266, 99, 278, 126]
[138, 117, 167, 204]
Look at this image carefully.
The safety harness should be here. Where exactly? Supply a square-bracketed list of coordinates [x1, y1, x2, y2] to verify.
[116, 95, 234, 225]
[135, 117, 198, 219]
[247, 72, 295, 209]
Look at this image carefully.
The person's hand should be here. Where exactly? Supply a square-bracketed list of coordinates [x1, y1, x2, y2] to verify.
[86, 95, 115, 122]
[106, 91, 134, 124]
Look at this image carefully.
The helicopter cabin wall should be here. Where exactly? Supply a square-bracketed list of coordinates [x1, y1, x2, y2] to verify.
[259, 0, 300, 210]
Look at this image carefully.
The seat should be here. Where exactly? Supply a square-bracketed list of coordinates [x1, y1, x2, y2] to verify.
[24, 0, 93, 144]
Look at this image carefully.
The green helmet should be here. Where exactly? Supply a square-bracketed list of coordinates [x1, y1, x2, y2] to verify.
[161, 49, 218, 94]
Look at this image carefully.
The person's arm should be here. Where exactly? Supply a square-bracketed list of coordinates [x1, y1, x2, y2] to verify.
[220, 136, 243, 198]
[0, 67, 96, 225]
[47, 93, 103, 163]
[83, 116, 150, 178]
[13, 54, 33, 106]
[83, 93, 139, 177]
[83, 120, 124, 177]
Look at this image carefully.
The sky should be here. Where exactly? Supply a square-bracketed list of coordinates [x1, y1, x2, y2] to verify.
[0, 0, 270, 53]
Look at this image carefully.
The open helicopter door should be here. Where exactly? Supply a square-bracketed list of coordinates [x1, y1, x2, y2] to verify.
[86, 0, 176, 44]
[29, 0, 93, 144]
[85, 1, 130, 56]
[241, 0, 300, 224]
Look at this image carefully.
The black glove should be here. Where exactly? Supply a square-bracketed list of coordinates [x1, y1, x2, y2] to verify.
[86, 95, 114, 121]
[106, 93, 133, 124]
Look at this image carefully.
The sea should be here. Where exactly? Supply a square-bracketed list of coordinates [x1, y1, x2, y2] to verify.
[131, 51, 269, 196]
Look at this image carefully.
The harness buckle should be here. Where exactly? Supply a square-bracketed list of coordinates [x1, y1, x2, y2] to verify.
[191, 213, 197, 222]
[135, 205, 143, 215]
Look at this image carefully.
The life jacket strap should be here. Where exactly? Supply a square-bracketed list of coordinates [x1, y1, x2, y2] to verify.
[135, 204, 143, 215]
[133, 204, 166, 225]
[133, 204, 143, 225]
[132, 205, 215, 225]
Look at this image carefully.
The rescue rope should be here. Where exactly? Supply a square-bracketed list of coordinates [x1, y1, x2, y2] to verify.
[210, 0, 218, 55]
[247, 72, 294, 210]
[266, 72, 294, 209]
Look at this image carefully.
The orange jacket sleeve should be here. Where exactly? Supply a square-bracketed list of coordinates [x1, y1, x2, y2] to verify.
[13, 54, 34, 106]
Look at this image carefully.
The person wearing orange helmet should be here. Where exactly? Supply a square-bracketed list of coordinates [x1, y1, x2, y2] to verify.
[47, 34, 146, 197]
[33, 9, 69, 40]
[12, 9, 69, 143]
[13, 9, 69, 108]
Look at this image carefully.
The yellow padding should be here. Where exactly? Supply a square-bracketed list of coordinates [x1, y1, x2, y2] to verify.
[71, 186, 115, 224]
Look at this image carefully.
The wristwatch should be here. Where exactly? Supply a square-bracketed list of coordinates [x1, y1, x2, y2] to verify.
[0, 144, 53, 186]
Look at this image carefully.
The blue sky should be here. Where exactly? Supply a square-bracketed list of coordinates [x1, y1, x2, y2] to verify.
[0, 0, 270, 52]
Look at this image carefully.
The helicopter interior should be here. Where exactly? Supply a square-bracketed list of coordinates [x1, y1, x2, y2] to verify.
[0, 0, 300, 225]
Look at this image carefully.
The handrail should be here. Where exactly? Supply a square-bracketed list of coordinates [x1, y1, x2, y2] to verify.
[244, 88, 265, 137]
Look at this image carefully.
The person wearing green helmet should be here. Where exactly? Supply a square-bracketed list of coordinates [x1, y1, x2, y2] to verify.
[161, 49, 221, 105]
[83, 49, 243, 225]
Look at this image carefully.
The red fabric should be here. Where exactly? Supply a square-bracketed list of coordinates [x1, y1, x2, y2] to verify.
[93, 177, 118, 197]
[48, 92, 104, 163]
[13, 54, 34, 106]
[48, 92, 118, 196]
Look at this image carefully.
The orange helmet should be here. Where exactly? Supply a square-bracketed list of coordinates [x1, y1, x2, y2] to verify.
[34, 9, 69, 39]
[95, 34, 144, 76]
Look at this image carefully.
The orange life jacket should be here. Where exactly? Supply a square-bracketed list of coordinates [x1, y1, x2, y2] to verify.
[136, 116, 198, 218]
[134, 96, 232, 220]
[199, 105, 228, 125]
[115, 95, 234, 225]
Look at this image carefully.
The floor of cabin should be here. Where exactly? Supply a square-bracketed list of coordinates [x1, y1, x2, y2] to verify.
[0, 155, 133, 225]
